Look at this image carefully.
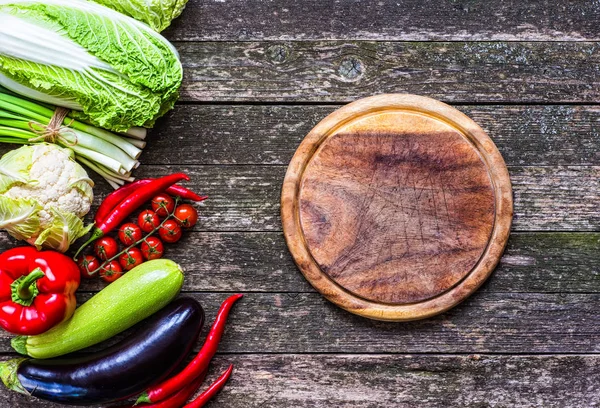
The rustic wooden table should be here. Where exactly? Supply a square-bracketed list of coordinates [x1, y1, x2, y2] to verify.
[1, 1, 599, 407]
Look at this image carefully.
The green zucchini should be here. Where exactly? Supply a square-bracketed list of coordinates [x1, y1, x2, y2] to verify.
[11, 259, 184, 359]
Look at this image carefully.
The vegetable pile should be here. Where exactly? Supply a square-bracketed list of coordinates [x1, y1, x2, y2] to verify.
[0, 162, 243, 407]
[2, 294, 241, 406]
[0, 0, 242, 406]
[2, 297, 204, 405]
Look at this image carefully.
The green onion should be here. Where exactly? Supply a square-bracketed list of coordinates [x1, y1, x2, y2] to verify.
[0, 89, 145, 188]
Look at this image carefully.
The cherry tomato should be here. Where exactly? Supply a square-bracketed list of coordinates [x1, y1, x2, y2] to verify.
[118, 223, 142, 246]
[94, 237, 119, 261]
[174, 204, 199, 228]
[138, 210, 160, 233]
[100, 260, 123, 283]
[118, 247, 144, 271]
[159, 220, 182, 244]
[77, 255, 100, 279]
[141, 236, 164, 260]
[151, 194, 175, 218]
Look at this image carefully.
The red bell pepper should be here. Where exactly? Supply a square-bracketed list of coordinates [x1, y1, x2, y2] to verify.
[0, 247, 80, 335]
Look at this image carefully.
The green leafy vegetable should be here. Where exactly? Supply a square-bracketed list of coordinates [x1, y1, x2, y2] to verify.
[89, 0, 188, 32]
[0, 196, 42, 242]
[0, 0, 182, 133]
[34, 208, 95, 253]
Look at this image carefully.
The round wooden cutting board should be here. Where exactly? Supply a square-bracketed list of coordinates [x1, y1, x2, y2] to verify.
[281, 94, 513, 321]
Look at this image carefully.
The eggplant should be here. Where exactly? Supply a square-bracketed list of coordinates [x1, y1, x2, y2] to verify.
[0, 297, 204, 405]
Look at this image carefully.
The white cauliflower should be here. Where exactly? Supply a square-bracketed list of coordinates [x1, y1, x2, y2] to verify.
[0, 144, 94, 252]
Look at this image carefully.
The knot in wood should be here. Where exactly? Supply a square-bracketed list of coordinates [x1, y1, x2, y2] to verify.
[338, 57, 364, 81]
[267, 44, 289, 64]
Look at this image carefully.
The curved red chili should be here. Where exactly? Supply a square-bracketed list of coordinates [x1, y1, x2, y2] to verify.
[117, 370, 207, 408]
[94, 180, 147, 225]
[167, 184, 208, 202]
[74, 173, 189, 259]
[183, 365, 233, 408]
[99, 173, 189, 233]
[95, 180, 207, 226]
[136, 294, 243, 404]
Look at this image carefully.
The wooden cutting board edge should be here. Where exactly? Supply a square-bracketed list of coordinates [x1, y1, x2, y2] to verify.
[281, 94, 514, 322]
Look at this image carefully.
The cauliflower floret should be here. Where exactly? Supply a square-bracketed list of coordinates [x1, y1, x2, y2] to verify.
[4, 144, 94, 227]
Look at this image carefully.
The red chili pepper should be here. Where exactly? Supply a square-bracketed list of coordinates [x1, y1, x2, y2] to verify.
[183, 365, 233, 408]
[0, 247, 80, 335]
[136, 294, 243, 404]
[167, 184, 207, 202]
[116, 370, 207, 408]
[98, 173, 189, 233]
[74, 173, 189, 260]
[95, 180, 207, 225]
[94, 180, 147, 225]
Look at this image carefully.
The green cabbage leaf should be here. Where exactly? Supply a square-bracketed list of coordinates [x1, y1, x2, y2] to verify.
[34, 208, 94, 253]
[0, 0, 182, 133]
[89, 0, 188, 32]
[0, 196, 42, 242]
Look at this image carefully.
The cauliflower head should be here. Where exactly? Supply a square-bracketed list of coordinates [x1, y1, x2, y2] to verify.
[0, 144, 94, 252]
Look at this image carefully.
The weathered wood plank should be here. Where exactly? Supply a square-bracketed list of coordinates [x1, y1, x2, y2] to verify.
[0, 164, 595, 233]
[1, 292, 598, 354]
[149, 104, 600, 166]
[3, 104, 599, 167]
[165, 0, 600, 42]
[177, 41, 600, 103]
[3, 232, 598, 294]
[2, 354, 597, 408]
[2, 354, 599, 408]
[511, 166, 600, 231]
[132, 165, 600, 232]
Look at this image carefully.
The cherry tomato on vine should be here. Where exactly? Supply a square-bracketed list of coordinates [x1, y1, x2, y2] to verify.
[118, 223, 142, 246]
[141, 236, 164, 260]
[151, 194, 175, 218]
[138, 210, 160, 233]
[100, 260, 123, 283]
[94, 237, 119, 261]
[118, 247, 144, 271]
[159, 220, 182, 244]
[174, 204, 199, 228]
[77, 255, 100, 279]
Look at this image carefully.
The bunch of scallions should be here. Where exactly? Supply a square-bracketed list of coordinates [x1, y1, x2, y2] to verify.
[0, 86, 146, 189]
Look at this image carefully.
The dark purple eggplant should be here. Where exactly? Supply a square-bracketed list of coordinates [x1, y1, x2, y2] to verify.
[0, 297, 204, 405]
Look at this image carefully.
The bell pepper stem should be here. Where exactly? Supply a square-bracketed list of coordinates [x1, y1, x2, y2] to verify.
[17, 268, 45, 301]
[10, 268, 45, 307]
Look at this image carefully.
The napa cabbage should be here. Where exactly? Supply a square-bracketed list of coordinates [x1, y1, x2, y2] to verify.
[0, 0, 183, 133]
[90, 0, 188, 32]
